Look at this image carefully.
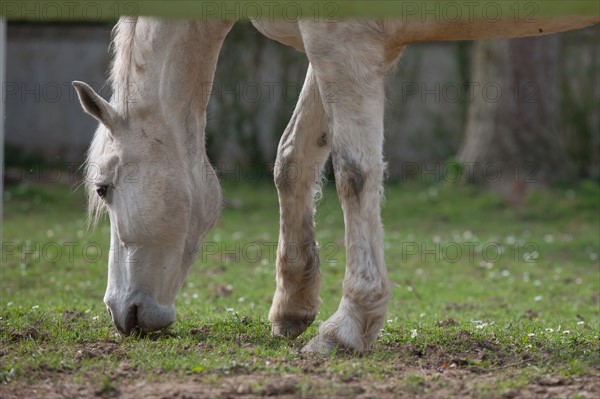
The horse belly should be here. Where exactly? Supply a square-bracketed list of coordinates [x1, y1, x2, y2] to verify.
[251, 20, 305, 52]
[394, 16, 599, 43]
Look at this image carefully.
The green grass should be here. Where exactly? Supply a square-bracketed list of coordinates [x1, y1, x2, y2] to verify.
[1, 179, 599, 397]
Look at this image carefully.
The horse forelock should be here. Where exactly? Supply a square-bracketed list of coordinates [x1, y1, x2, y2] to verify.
[84, 124, 110, 229]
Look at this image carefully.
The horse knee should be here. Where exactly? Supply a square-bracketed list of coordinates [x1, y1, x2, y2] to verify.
[274, 150, 300, 193]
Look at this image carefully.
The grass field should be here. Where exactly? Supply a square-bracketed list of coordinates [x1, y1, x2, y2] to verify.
[1, 178, 599, 398]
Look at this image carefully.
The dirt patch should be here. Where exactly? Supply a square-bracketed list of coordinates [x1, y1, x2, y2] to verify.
[62, 309, 86, 322]
[436, 317, 459, 327]
[513, 375, 599, 399]
[73, 341, 124, 361]
[1, 369, 598, 399]
[7, 327, 50, 343]
[521, 309, 539, 320]
[382, 329, 514, 371]
[1, 330, 598, 398]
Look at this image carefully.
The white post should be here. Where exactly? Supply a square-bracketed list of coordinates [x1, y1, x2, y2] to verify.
[0, 18, 5, 240]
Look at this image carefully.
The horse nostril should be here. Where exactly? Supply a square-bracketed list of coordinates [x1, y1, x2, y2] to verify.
[107, 303, 140, 335]
[123, 304, 139, 335]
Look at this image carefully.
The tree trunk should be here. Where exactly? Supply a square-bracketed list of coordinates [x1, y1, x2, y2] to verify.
[458, 35, 572, 203]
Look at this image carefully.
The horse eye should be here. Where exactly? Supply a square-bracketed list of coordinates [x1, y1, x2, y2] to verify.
[96, 185, 109, 199]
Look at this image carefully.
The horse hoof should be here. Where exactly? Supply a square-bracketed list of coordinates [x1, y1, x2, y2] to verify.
[271, 318, 313, 339]
[300, 335, 340, 355]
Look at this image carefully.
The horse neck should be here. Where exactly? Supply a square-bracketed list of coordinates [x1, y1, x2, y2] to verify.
[118, 18, 234, 161]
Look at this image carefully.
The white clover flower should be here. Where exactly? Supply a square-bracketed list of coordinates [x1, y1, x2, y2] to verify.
[473, 321, 494, 329]
[479, 261, 494, 269]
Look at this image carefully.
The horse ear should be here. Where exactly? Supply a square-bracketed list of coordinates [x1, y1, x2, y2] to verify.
[72, 81, 119, 130]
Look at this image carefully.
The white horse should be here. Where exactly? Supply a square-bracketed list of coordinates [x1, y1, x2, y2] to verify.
[73, 15, 598, 353]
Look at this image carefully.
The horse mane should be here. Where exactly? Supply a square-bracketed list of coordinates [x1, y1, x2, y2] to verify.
[109, 16, 138, 108]
[84, 16, 138, 228]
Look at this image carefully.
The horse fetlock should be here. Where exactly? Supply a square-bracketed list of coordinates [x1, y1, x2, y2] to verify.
[343, 273, 390, 309]
[301, 313, 373, 355]
[302, 292, 389, 355]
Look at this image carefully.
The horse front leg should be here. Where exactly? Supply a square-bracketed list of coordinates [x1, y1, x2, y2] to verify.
[269, 64, 331, 338]
[299, 21, 391, 354]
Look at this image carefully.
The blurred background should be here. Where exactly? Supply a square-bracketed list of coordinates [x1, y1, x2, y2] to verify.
[4, 21, 599, 194]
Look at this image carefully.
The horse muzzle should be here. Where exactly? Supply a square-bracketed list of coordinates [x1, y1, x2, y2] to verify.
[104, 294, 176, 335]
